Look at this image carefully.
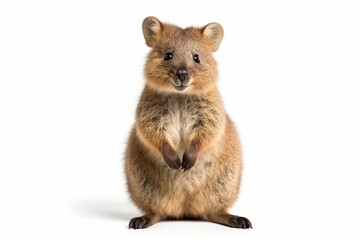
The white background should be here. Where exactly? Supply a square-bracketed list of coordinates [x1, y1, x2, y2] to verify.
[1, 0, 360, 239]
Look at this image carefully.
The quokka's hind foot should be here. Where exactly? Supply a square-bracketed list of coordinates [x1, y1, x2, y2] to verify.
[228, 216, 252, 229]
[207, 213, 252, 229]
[128, 214, 160, 229]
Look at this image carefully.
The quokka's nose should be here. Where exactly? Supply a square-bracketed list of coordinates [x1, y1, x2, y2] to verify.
[175, 69, 189, 82]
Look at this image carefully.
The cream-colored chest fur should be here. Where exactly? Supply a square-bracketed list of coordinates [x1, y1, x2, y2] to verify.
[159, 96, 198, 155]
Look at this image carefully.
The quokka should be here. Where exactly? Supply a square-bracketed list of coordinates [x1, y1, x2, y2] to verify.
[125, 17, 251, 229]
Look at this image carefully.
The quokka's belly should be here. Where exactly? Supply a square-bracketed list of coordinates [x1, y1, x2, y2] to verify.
[146, 151, 240, 218]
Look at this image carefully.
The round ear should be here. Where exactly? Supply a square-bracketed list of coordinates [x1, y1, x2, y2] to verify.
[142, 16, 162, 48]
[202, 23, 224, 52]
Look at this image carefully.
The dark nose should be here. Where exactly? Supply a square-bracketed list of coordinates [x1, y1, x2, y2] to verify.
[175, 69, 189, 82]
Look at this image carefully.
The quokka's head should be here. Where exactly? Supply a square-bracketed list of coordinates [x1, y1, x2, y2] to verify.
[142, 16, 223, 94]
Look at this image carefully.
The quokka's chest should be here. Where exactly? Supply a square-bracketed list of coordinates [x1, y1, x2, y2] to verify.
[137, 92, 221, 151]
[156, 99, 200, 151]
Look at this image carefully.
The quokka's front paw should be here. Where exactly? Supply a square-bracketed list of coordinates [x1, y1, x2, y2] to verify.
[181, 146, 198, 171]
[161, 142, 181, 169]
[163, 153, 181, 170]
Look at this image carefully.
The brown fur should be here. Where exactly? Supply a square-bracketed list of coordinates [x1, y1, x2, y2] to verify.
[125, 17, 251, 229]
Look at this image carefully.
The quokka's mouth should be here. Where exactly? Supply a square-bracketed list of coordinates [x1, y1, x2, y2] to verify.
[172, 81, 190, 91]
[172, 78, 190, 91]
[173, 85, 188, 91]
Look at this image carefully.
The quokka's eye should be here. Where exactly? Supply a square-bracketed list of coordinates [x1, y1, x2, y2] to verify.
[164, 52, 173, 61]
[193, 54, 200, 63]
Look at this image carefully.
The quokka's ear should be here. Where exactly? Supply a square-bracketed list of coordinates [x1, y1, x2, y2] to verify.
[202, 23, 224, 52]
[142, 16, 162, 47]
